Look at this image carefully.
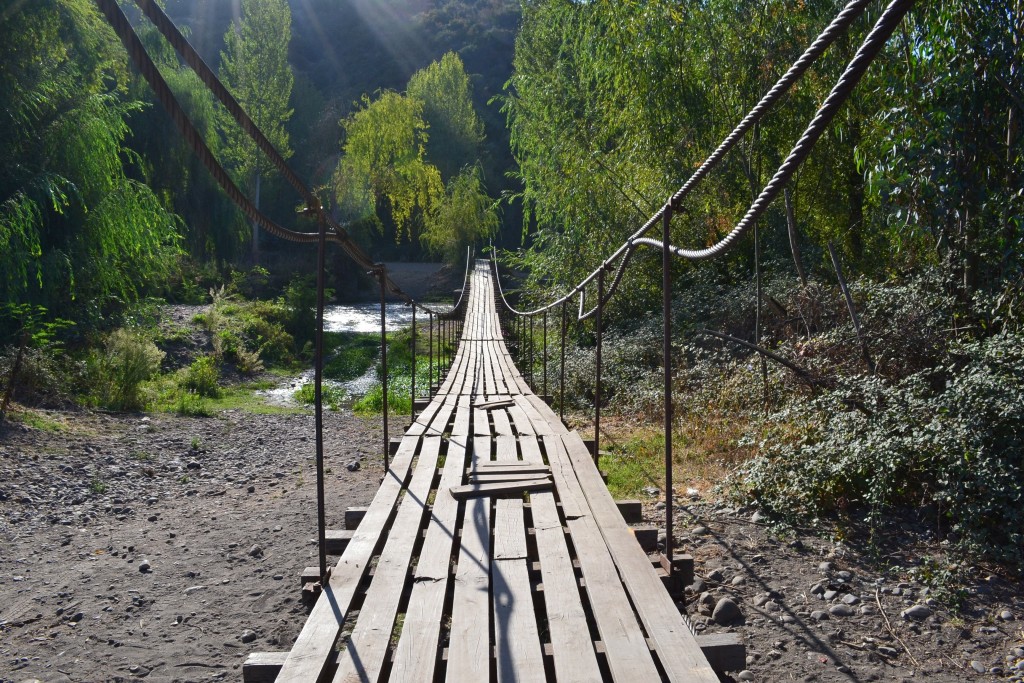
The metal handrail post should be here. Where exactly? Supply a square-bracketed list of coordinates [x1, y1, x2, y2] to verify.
[560, 301, 567, 422]
[378, 269, 389, 471]
[313, 212, 328, 581]
[543, 310, 548, 397]
[411, 304, 416, 420]
[662, 207, 674, 566]
[595, 268, 604, 464]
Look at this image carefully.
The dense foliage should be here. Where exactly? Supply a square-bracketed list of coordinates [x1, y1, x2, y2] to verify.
[1, 0, 180, 324]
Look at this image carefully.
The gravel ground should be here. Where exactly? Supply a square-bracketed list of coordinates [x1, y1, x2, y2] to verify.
[1, 405, 1021, 682]
[0, 408, 394, 683]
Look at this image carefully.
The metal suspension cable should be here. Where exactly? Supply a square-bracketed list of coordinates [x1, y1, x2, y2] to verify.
[636, 0, 914, 261]
[492, 0, 881, 318]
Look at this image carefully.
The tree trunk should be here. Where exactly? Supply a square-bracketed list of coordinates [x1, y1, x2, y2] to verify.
[846, 118, 865, 263]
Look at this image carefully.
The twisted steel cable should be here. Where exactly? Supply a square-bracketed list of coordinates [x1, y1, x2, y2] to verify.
[493, 0, 890, 319]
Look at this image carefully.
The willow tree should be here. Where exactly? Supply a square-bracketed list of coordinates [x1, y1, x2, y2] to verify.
[422, 165, 498, 263]
[218, 0, 294, 264]
[0, 0, 180, 330]
[333, 92, 443, 246]
[407, 52, 485, 182]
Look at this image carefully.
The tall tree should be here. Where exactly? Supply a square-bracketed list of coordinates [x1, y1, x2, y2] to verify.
[218, 0, 294, 265]
[407, 52, 485, 182]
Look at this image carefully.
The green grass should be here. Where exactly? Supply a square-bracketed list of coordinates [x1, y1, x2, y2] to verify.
[293, 382, 347, 411]
[601, 435, 666, 499]
[323, 332, 380, 382]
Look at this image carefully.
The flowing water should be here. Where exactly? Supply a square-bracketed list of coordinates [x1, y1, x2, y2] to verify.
[262, 303, 415, 406]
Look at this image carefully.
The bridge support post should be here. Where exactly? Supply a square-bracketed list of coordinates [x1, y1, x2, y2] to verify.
[662, 206, 674, 567]
[560, 301, 567, 423]
[313, 211, 328, 581]
[595, 267, 603, 464]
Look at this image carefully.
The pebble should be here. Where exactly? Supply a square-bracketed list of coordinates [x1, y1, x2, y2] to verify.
[751, 510, 766, 523]
[737, 671, 755, 681]
[842, 594, 860, 605]
[248, 544, 263, 558]
[901, 604, 932, 620]
[247, 485, 256, 493]
[186, 461, 201, 470]
[998, 610, 1015, 621]
[692, 525, 710, 536]
[712, 597, 742, 625]
[138, 559, 151, 573]
[819, 561, 833, 572]
[346, 461, 360, 472]
[240, 630, 257, 644]
[829, 604, 855, 617]
[706, 568, 725, 583]
[970, 660, 986, 673]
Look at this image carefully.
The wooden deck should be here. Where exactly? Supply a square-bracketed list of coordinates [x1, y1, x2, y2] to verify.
[251, 261, 725, 682]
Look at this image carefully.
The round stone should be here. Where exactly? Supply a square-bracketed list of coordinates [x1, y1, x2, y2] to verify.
[712, 597, 742, 625]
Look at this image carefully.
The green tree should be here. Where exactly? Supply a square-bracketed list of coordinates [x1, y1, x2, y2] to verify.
[407, 52, 485, 182]
[422, 165, 498, 263]
[333, 91, 443, 246]
[218, 0, 294, 264]
[0, 0, 180, 327]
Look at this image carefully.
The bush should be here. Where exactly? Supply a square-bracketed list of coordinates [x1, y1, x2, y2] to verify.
[737, 331, 1024, 567]
[180, 355, 221, 398]
[90, 329, 165, 410]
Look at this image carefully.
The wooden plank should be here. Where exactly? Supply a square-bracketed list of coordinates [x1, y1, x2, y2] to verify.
[541, 435, 661, 682]
[276, 437, 421, 682]
[517, 436, 545, 467]
[560, 432, 718, 682]
[331, 437, 443, 683]
[450, 478, 551, 500]
[477, 463, 550, 474]
[470, 472, 551, 484]
[474, 398, 515, 410]
[491, 408, 514, 436]
[446, 497, 491, 683]
[531, 491, 603, 683]
[389, 436, 467, 681]
[492, 499, 546, 683]
[494, 435, 518, 463]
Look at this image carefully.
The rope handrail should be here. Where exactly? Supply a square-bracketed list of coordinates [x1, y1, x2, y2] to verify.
[493, 0, 905, 320]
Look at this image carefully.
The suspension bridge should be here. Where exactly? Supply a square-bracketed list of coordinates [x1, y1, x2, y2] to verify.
[91, 0, 918, 679]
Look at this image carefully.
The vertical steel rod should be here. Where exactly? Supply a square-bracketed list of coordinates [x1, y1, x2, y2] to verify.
[378, 269, 389, 472]
[529, 314, 535, 389]
[411, 304, 416, 420]
[429, 311, 434, 392]
[662, 207, 674, 567]
[313, 212, 328, 581]
[560, 301, 567, 422]
[595, 267, 604, 464]
[543, 310, 548, 397]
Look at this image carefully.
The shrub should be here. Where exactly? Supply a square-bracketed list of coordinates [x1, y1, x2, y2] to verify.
[180, 355, 221, 398]
[737, 331, 1024, 567]
[91, 329, 165, 410]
